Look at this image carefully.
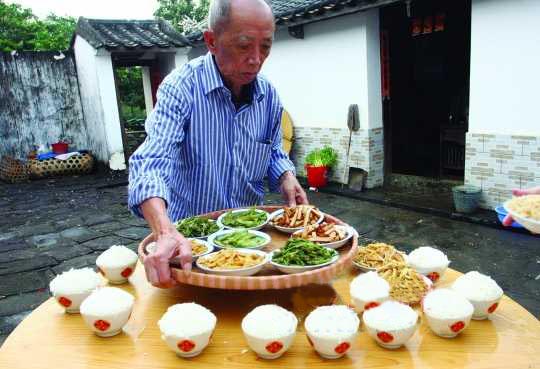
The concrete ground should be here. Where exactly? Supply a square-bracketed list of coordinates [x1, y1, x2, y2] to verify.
[0, 172, 538, 345]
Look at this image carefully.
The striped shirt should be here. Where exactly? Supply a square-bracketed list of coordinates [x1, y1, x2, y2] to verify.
[128, 52, 295, 221]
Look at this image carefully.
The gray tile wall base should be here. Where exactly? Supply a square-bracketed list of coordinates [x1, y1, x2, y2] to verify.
[290, 126, 384, 189]
[465, 132, 540, 209]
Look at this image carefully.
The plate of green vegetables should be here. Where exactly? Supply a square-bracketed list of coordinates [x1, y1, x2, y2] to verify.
[175, 216, 222, 239]
[207, 229, 271, 250]
[217, 208, 270, 230]
[269, 238, 339, 274]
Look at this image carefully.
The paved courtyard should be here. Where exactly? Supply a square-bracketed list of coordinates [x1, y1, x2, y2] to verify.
[0, 172, 538, 345]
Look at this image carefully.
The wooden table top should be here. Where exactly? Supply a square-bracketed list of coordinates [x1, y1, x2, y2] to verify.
[0, 264, 538, 369]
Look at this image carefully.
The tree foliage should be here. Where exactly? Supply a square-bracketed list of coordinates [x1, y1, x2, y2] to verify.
[154, 0, 209, 33]
[116, 67, 147, 125]
[0, 0, 75, 52]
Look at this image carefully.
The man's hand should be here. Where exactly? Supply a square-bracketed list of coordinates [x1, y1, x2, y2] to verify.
[140, 198, 192, 288]
[143, 227, 192, 288]
[502, 186, 540, 226]
[279, 171, 308, 206]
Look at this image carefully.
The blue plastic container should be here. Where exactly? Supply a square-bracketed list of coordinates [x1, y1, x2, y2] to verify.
[494, 205, 523, 228]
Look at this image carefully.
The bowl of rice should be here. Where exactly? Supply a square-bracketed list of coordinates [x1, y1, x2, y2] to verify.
[363, 301, 419, 349]
[158, 303, 217, 358]
[407, 246, 450, 283]
[304, 305, 359, 359]
[49, 268, 103, 313]
[422, 289, 474, 338]
[504, 195, 540, 234]
[196, 249, 269, 276]
[349, 271, 390, 314]
[96, 245, 138, 284]
[451, 271, 504, 320]
[79, 287, 134, 337]
[241, 304, 298, 359]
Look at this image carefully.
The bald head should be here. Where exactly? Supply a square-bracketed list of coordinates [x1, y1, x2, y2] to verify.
[208, 0, 274, 34]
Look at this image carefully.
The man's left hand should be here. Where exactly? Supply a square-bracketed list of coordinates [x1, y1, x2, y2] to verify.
[279, 171, 308, 206]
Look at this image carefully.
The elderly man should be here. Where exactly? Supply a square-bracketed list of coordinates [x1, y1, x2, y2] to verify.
[128, 0, 308, 288]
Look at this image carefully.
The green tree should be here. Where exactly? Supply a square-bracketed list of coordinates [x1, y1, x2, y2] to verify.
[0, 0, 75, 51]
[154, 0, 209, 33]
[116, 67, 147, 126]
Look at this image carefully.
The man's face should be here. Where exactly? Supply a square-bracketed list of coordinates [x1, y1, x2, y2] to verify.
[204, 1, 275, 91]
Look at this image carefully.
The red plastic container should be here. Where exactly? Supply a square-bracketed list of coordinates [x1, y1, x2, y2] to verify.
[305, 165, 328, 188]
[52, 142, 69, 154]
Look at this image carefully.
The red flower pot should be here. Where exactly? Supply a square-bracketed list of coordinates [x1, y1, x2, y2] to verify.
[52, 142, 69, 154]
[305, 165, 328, 188]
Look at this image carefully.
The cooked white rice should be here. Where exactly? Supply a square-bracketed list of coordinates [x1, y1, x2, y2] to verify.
[80, 287, 134, 316]
[159, 303, 217, 337]
[350, 271, 390, 300]
[96, 245, 138, 268]
[408, 246, 449, 269]
[242, 304, 297, 338]
[304, 305, 359, 338]
[451, 271, 503, 301]
[363, 301, 418, 331]
[49, 267, 102, 295]
[423, 289, 473, 319]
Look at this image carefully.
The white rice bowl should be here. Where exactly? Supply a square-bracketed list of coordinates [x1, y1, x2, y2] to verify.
[422, 289, 474, 338]
[363, 301, 419, 349]
[241, 304, 298, 359]
[79, 287, 135, 337]
[158, 303, 217, 358]
[451, 271, 504, 320]
[96, 245, 138, 284]
[49, 268, 103, 313]
[349, 271, 391, 314]
[304, 305, 359, 359]
[407, 246, 450, 283]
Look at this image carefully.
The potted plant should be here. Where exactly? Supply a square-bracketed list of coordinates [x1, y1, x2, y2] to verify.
[304, 146, 338, 188]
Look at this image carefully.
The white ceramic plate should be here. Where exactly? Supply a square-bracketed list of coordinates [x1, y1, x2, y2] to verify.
[268, 208, 325, 234]
[216, 209, 270, 231]
[291, 225, 354, 249]
[504, 199, 540, 234]
[174, 218, 223, 240]
[269, 248, 339, 274]
[196, 249, 270, 276]
[207, 229, 271, 250]
[145, 239, 214, 264]
[352, 249, 408, 272]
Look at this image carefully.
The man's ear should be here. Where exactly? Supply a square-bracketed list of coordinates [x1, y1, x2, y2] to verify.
[204, 30, 217, 54]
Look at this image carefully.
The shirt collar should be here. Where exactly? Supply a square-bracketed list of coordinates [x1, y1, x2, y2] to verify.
[202, 52, 264, 102]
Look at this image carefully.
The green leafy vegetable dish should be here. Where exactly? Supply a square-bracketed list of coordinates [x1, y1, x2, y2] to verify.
[176, 216, 220, 238]
[272, 238, 337, 266]
[214, 230, 267, 248]
[221, 208, 268, 228]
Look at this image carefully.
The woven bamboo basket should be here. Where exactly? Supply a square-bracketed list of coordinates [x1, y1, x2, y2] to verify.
[0, 156, 29, 183]
[28, 153, 94, 178]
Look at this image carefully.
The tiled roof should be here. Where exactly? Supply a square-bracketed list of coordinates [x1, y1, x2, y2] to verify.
[74, 18, 191, 51]
[187, 0, 401, 42]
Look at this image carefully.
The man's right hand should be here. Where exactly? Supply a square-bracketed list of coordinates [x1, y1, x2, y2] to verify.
[502, 186, 540, 226]
[143, 227, 192, 288]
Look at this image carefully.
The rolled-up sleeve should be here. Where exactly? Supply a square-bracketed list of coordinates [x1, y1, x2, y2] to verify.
[267, 103, 296, 192]
[128, 80, 190, 218]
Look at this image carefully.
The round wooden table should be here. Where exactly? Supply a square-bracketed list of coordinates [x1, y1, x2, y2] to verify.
[0, 264, 538, 369]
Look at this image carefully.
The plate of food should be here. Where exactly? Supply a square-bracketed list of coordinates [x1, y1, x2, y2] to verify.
[504, 195, 540, 233]
[377, 261, 432, 305]
[353, 242, 407, 272]
[145, 238, 214, 264]
[291, 222, 353, 249]
[196, 249, 269, 276]
[269, 238, 339, 274]
[175, 216, 222, 239]
[269, 205, 324, 234]
[216, 208, 270, 230]
[207, 229, 271, 250]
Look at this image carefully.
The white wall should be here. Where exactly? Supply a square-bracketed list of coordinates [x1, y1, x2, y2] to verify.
[469, 0, 540, 135]
[142, 67, 153, 117]
[74, 36, 124, 166]
[262, 10, 382, 130]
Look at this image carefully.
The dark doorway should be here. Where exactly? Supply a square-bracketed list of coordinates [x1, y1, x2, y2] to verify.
[381, 0, 471, 179]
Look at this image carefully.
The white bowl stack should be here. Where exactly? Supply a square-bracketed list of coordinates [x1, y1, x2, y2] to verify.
[241, 304, 298, 359]
[158, 303, 217, 358]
